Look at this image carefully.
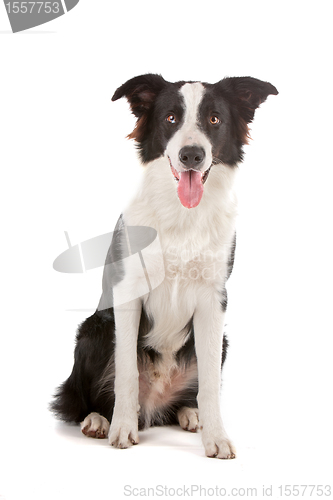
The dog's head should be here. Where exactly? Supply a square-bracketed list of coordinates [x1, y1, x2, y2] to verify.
[112, 74, 278, 208]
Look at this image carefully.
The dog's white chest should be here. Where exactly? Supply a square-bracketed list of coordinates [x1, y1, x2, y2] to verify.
[142, 241, 227, 353]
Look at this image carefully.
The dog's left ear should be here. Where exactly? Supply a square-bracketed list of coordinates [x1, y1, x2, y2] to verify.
[218, 77, 278, 123]
[112, 74, 168, 118]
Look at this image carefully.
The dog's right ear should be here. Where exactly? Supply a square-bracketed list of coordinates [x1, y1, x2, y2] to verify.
[112, 74, 168, 118]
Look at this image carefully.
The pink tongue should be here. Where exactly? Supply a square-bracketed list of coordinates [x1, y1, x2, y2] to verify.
[177, 170, 204, 208]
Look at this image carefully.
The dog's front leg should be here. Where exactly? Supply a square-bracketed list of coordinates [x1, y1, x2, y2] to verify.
[108, 299, 141, 448]
[194, 289, 236, 459]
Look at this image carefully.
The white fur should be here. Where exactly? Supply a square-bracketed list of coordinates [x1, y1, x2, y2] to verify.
[110, 83, 238, 458]
[108, 299, 141, 447]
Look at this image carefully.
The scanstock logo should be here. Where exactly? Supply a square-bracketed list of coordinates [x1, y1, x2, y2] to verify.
[3, 0, 79, 33]
[53, 226, 165, 310]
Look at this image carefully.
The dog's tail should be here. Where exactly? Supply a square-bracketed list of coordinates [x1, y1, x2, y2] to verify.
[50, 372, 88, 423]
[50, 309, 115, 423]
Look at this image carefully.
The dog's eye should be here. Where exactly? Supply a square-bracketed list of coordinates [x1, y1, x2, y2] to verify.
[166, 115, 177, 124]
[209, 116, 221, 125]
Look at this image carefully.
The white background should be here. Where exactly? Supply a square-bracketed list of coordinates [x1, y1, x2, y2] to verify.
[1, 1, 332, 499]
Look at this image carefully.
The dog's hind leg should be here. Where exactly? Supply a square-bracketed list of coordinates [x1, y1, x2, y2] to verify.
[177, 407, 199, 432]
[81, 412, 110, 439]
[50, 309, 116, 424]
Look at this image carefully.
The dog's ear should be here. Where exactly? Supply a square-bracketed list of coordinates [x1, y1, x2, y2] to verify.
[217, 77, 278, 123]
[112, 74, 168, 118]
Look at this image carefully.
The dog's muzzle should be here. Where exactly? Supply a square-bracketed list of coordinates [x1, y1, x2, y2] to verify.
[168, 148, 211, 209]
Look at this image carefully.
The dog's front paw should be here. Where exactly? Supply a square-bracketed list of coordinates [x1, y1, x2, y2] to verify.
[201, 427, 236, 459]
[108, 416, 139, 449]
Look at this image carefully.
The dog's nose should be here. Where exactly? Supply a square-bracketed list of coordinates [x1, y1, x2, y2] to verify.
[179, 146, 206, 170]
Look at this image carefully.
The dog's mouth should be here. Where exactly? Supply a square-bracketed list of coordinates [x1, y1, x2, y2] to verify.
[168, 157, 211, 209]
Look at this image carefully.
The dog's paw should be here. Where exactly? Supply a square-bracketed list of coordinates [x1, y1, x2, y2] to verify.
[201, 428, 236, 459]
[81, 412, 110, 439]
[108, 417, 139, 449]
[177, 407, 199, 432]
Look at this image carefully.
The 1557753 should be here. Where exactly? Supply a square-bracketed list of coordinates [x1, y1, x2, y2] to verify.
[278, 485, 331, 497]
[5, 2, 60, 14]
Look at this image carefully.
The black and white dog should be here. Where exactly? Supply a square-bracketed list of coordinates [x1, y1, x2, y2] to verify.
[52, 74, 278, 459]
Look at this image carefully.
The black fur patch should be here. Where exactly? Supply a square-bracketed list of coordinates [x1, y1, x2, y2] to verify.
[50, 308, 116, 423]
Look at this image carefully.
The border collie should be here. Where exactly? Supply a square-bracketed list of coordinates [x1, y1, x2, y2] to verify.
[51, 74, 278, 459]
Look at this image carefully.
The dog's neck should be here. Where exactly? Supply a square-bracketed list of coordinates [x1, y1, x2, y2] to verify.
[123, 156, 238, 249]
